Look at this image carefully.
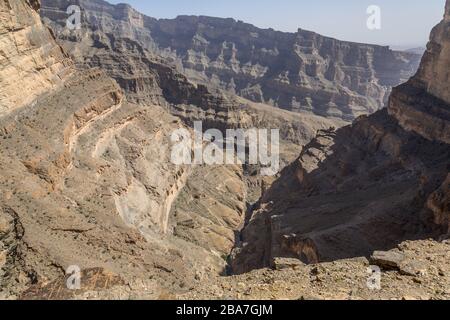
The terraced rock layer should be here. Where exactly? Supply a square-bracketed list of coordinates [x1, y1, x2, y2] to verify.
[231, 1, 450, 274]
[40, 0, 421, 121]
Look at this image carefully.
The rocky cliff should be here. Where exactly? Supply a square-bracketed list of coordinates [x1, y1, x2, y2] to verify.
[0, 0, 244, 298]
[389, 1, 450, 144]
[0, 0, 341, 299]
[1, 0, 448, 301]
[40, 0, 344, 156]
[231, 1, 450, 274]
[151, 17, 420, 121]
[0, 0, 72, 114]
[40, 0, 421, 121]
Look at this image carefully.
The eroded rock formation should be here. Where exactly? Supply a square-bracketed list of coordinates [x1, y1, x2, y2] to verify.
[0, 0, 340, 299]
[0, 0, 72, 114]
[0, 0, 448, 301]
[40, 0, 421, 121]
[0, 0, 237, 298]
[231, 2, 450, 274]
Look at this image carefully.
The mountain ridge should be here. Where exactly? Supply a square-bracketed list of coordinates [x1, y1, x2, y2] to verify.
[0, 0, 448, 300]
[41, 0, 421, 121]
[230, 0, 450, 274]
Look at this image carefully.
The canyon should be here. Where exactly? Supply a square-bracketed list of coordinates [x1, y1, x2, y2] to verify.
[40, 0, 421, 121]
[230, 0, 450, 280]
[0, 0, 448, 300]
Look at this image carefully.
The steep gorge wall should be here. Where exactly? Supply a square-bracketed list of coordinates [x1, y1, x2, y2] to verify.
[40, 0, 345, 169]
[231, 1, 450, 274]
[40, 0, 421, 121]
[0, 0, 238, 298]
[388, 2, 450, 144]
[151, 17, 420, 121]
[0, 0, 72, 114]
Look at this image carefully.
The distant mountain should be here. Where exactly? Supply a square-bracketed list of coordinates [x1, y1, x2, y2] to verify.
[41, 0, 421, 121]
[231, 0, 450, 274]
[0, 0, 448, 301]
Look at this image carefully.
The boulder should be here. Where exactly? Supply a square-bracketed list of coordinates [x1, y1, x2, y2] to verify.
[273, 257, 305, 270]
[370, 250, 406, 269]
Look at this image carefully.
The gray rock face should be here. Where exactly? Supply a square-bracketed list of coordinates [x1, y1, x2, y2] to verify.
[39, 0, 346, 167]
[231, 1, 450, 274]
[151, 17, 420, 120]
[0, 0, 240, 297]
[0, 0, 344, 298]
[388, 2, 450, 144]
[40, 0, 421, 121]
[0, 0, 73, 115]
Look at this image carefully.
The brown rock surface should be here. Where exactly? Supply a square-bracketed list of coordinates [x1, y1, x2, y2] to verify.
[40, 0, 421, 121]
[0, 0, 338, 299]
[370, 250, 406, 269]
[0, 0, 72, 114]
[180, 240, 450, 300]
[388, 3, 450, 143]
[231, 1, 450, 274]
[0, 0, 239, 298]
[0, 0, 448, 301]
[40, 0, 345, 169]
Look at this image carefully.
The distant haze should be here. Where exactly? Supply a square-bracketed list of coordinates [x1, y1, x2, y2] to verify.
[108, 0, 445, 49]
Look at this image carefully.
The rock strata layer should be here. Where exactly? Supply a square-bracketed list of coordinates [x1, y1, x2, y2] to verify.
[40, 0, 421, 121]
[0, 0, 448, 300]
[231, 2, 450, 274]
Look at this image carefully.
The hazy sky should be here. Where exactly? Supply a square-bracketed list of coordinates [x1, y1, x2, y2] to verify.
[108, 0, 446, 48]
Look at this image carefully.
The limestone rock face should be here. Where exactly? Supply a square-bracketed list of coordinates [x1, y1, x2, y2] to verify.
[0, 0, 338, 299]
[387, 3, 450, 231]
[40, 0, 421, 121]
[231, 1, 450, 274]
[0, 0, 236, 298]
[414, 1, 450, 104]
[1, 0, 448, 300]
[388, 3, 450, 144]
[39, 0, 345, 168]
[0, 0, 72, 115]
[148, 19, 419, 121]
